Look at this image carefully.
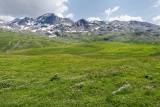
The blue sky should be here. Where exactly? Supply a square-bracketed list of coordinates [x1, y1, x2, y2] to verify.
[64, 0, 159, 24]
[0, 0, 160, 25]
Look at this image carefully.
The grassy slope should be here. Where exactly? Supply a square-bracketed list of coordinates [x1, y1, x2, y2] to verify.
[57, 30, 160, 44]
[0, 41, 160, 106]
[7, 42, 160, 59]
[0, 31, 63, 52]
[0, 30, 159, 53]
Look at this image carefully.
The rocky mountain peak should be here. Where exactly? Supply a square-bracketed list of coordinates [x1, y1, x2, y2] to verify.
[75, 19, 89, 27]
[36, 13, 62, 25]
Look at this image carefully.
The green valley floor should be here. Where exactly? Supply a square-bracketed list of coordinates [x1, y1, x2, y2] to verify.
[0, 42, 160, 106]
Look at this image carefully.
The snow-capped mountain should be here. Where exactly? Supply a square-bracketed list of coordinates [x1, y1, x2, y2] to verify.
[0, 19, 12, 30]
[7, 13, 75, 33]
[36, 13, 74, 25]
[0, 19, 4, 24]
[2, 13, 160, 36]
[8, 17, 35, 31]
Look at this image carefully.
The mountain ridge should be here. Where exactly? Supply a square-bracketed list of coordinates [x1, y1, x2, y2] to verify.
[0, 13, 160, 36]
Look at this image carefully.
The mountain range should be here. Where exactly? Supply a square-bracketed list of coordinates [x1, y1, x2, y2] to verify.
[1, 13, 160, 36]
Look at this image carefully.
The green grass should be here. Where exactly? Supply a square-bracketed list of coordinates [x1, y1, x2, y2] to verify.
[0, 40, 160, 106]
[1, 30, 159, 53]
[0, 31, 64, 52]
[56, 30, 160, 44]
[7, 42, 160, 59]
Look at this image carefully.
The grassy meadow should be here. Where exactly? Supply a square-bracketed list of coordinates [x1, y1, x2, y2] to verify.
[0, 31, 160, 106]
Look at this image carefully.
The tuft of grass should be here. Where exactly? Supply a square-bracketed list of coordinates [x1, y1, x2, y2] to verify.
[50, 73, 60, 81]
[0, 82, 10, 89]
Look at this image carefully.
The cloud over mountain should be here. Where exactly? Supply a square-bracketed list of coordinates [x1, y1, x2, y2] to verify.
[109, 15, 143, 22]
[0, 0, 69, 18]
[87, 17, 101, 21]
[0, 15, 15, 22]
[105, 6, 120, 16]
[153, 15, 160, 25]
[66, 13, 74, 19]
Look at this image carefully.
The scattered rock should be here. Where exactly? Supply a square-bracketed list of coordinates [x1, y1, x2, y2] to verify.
[112, 84, 131, 94]
[145, 75, 152, 79]
[75, 82, 85, 86]
[151, 85, 156, 89]
[146, 85, 156, 89]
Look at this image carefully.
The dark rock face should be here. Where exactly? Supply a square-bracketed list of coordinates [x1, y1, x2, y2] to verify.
[75, 19, 89, 27]
[18, 17, 34, 25]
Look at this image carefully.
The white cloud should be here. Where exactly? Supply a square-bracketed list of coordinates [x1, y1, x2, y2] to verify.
[0, 15, 15, 22]
[105, 6, 120, 16]
[66, 13, 74, 18]
[56, 13, 64, 18]
[108, 15, 143, 22]
[87, 17, 101, 21]
[153, 0, 160, 7]
[0, 0, 69, 18]
[112, 6, 120, 12]
[153, 15, 160, 25]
